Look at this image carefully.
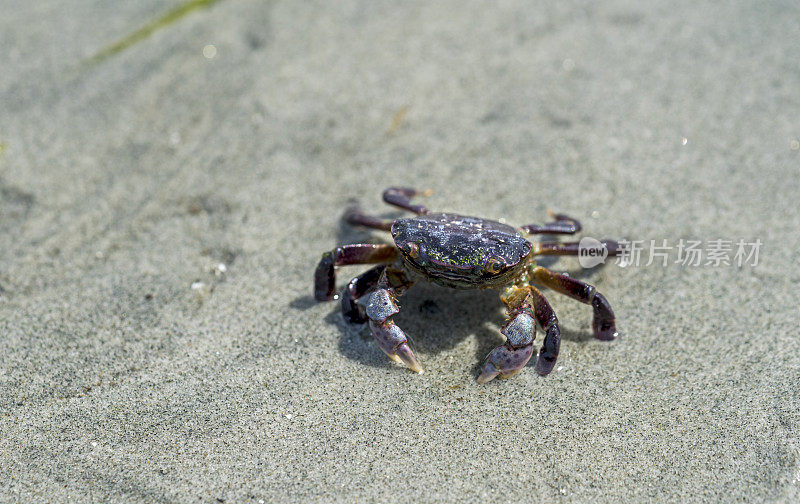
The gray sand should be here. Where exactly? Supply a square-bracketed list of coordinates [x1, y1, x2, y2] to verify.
[2, 0, 799, 502]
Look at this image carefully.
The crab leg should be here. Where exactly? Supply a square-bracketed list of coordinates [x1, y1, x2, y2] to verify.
[314, 244, 398, 301]
[478, 287, 537, 383]
[382, 187, 431, 214]
[533, 240, 620, 256]
[520, 212, 581, 235]
[527, 286, 562, 376]
[340, 265, 387, 323]
[366, 268, 423, 374]
[531, 265, 618, 341]
[344, 207, 393, 231]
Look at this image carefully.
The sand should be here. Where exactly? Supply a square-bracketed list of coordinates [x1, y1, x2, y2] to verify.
[1, 0, 799, 502]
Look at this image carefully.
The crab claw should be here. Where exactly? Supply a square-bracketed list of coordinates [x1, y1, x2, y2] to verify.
[395, 342, 424, 374]
[369, 319, 424, 374]
[477, 342, 535, 384]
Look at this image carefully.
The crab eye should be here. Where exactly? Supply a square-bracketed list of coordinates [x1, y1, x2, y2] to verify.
[485, 258, 505, 274]
[403, 242, 419, 258]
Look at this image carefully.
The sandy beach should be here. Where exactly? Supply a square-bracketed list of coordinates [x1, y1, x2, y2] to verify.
[1, 0, 799, 502]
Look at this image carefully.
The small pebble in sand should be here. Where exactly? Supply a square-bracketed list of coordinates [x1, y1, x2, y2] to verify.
[213, 263, 227, 276]
[191, 281, 212, 300]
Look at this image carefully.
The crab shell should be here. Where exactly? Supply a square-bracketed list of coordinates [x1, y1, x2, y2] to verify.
[390, 212, 532, 289]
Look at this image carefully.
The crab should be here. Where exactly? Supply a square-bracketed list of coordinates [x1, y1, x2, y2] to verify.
[314, 187, 620, 383]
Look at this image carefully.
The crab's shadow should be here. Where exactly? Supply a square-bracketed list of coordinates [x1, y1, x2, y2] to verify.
[308, 273, 602, 373]
[337, 282, 504, 369]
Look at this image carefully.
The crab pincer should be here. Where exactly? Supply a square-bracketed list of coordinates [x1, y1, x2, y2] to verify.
[478, 308, 536, 383]
[366, 289, 423, 374]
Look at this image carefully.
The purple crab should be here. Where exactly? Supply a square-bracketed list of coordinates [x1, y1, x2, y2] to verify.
[314, 188, 620, 382]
